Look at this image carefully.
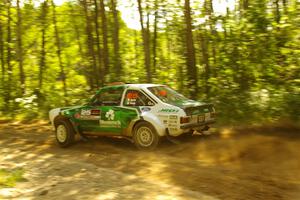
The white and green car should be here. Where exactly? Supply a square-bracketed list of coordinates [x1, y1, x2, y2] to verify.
[49, 83, 216, 150]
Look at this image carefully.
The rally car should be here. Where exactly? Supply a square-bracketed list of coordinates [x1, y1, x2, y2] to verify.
[49, 83, 216, 150]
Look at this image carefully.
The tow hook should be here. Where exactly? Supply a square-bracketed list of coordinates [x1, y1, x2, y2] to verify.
[201, 125, 210, 131]
[166, 128, 181, 144]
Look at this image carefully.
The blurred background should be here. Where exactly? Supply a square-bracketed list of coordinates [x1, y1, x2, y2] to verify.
[0, 0, 299, 124]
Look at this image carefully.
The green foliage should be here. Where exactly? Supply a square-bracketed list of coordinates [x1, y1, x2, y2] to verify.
[0, 168, 26, 188]
[0, 0, 299, 124]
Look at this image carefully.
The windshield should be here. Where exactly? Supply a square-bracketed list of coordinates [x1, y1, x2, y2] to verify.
[148, 86, 189, 105]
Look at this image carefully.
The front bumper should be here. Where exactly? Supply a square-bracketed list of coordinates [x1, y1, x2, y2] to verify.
[180, 119, 215, 129]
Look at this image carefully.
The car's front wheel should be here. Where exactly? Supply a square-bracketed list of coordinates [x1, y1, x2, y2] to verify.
[55, 120, 75, 148]
[133, 121, 160, 150]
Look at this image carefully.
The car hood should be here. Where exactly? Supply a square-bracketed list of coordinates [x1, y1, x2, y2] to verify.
[59, 106, 81, 112]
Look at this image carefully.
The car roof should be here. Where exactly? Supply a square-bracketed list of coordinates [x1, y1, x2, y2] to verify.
[126, 83, 164, 89]
[96, 83, 164, 93]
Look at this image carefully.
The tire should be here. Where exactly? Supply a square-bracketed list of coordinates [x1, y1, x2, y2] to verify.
[55, 119, 75, 148]
[133, 121, 160, 150]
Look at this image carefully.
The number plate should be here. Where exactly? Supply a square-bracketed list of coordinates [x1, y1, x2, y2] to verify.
[198, 115, 204, 122]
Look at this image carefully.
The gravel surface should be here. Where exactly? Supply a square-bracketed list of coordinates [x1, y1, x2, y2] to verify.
[0, 122, 299, 200]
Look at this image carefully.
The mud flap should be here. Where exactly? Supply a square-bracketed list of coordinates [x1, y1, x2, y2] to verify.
[123, 136, 134, 143]
[78, 130, 89, 142]
[165, 128, 181, 145]
[70, 119, 89, 142]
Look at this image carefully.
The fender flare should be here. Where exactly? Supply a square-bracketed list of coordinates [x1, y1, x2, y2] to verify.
[133, 114, 166, 136]
[53, 115, 79, 134]
[53, 115, 69, 128]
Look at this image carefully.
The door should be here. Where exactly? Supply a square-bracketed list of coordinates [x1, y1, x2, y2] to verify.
[77, 87, 125, 134]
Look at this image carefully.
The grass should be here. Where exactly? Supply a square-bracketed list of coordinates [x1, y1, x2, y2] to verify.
[0, 168, 26, 188]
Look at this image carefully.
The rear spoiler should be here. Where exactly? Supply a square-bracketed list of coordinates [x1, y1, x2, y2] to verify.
[184, 103, 214, 116]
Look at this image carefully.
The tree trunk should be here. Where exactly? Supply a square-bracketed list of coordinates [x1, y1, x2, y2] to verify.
[274, 0, 280, 24]
[5, 1, 12, 110]
[99, 0, 110, 82]
[134, 30, 139, 67]
[110, 0, 121, 79]
[137, 0, 152, 82]
[208, 0, 217, 72]
[0, 18, 4, 91]
[17, 0, 25, 95]
[282, 0, 287, 14]
[81, 0, 97, 89]
[39, 1, 48, 90]
[69, 4, 84, 62]
[93, 0, 102, 87]
[243, 0, 249, 10]
[165, 18, 171, 66]
[51, 0, 67, 102]
[152, 0, 158, 76]
[198, 29, 210, 96]
[184, 0, 197, 97]
[39, 29, 46, 89]
[204, 0, 217, 89]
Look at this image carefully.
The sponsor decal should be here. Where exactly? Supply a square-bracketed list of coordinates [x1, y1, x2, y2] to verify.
[127, 99, 136, 105]
[168, 124, 177, 128]
[99, 120, 121, 128]
[169, 115, 178, 119]
[159, 108, 179, 113]
[204, 113, 210, 121]
[147, 101, 154, 106]
[82, 115, 101, 120]
[91, 109, 100, 115]
[105, 109, 115, 120]
[99, 109, 121, 127]
[141, 107, 151, 112]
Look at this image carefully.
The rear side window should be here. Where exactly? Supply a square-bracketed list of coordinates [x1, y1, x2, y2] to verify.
[93, 88, 124, 106]
[124, 90, 154, 106]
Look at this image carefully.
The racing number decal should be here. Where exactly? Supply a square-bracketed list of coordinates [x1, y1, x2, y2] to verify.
[127, 92, 138, 99]
[126, 92, 139, 105]
[75, 109, 101, 120]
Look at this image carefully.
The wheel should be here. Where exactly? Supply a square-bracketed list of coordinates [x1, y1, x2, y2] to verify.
[133, 121, 160, 150]
[55, 120, 75, 148]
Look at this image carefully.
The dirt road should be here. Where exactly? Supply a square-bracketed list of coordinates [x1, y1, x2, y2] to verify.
[0, 122, 300, 200]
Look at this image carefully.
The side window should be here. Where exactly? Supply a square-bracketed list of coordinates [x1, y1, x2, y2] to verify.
[93, 88, 124, 106]
[124, 90, 154, 106]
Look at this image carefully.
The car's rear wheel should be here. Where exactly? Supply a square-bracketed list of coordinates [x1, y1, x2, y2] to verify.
[55, 120, 75, 148]
[133, 121, 160, 150]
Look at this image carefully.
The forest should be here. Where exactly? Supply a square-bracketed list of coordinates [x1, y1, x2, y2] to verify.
[0, 0, 299, 123]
